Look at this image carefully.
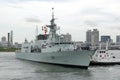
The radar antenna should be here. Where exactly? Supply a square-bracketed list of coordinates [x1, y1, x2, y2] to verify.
[52, 7, 54, 19]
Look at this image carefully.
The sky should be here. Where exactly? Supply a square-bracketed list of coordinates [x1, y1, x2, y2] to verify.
[0, 0, 120, 43]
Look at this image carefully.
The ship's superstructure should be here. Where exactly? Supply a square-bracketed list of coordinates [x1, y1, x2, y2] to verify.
[15, 8, 95, 69]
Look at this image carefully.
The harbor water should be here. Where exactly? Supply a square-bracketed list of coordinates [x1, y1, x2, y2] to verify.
[0, 52, 120, 80]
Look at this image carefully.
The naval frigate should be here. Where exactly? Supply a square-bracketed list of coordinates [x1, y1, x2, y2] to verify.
[15, 8, 95, 69]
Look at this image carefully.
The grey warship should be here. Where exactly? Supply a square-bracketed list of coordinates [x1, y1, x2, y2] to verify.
[15, 8, 95, 69]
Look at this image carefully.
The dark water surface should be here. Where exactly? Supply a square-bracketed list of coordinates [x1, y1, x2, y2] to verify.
[0, 52, 120, 80]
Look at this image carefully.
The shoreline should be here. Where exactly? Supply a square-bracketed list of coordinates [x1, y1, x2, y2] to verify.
[0, 48, 20, 52]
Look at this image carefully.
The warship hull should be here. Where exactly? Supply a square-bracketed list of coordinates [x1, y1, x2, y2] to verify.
[15, 50, 94, 69]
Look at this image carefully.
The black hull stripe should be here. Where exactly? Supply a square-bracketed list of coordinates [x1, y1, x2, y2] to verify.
[90, 61, 120, 66]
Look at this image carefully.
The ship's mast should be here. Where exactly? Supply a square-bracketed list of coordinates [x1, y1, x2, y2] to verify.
[50, 8, 56, 30]
[52, 8, 54, 22]
[46, 8, 56, 30]
[46, 8, 57, 42]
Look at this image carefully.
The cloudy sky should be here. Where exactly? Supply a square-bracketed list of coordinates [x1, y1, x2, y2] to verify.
[0, 0, 120, 43]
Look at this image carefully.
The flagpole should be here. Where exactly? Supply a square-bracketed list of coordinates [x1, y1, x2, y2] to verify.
[35, 25, 38, 40]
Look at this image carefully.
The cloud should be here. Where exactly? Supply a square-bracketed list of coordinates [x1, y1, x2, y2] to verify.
[0, 0, 73, 3]
[5, 3, 24, 9]
[80, 8, 120, 29]
[83, 20, 98, 27]
[25, 17, 41, 23]
[1, 0, 120, 42]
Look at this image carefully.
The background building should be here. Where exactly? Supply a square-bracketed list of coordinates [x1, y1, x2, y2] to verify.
[1, 36, 6, 42]
[14, 42, 21, 49]
[92, 29, 99, 44]
[86, 30, 92, 44]
[0, 30, 14, 48]
[86, 29, 99, 45]
[60, 33, 72, 42]
[101, 35, 111, 43]
[7, 30, 13, 47]
[116, 35, 120, 43]
[7, 32, 10, 47]
[1, 36, 8, 47]
[10, 30, 13, 46]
